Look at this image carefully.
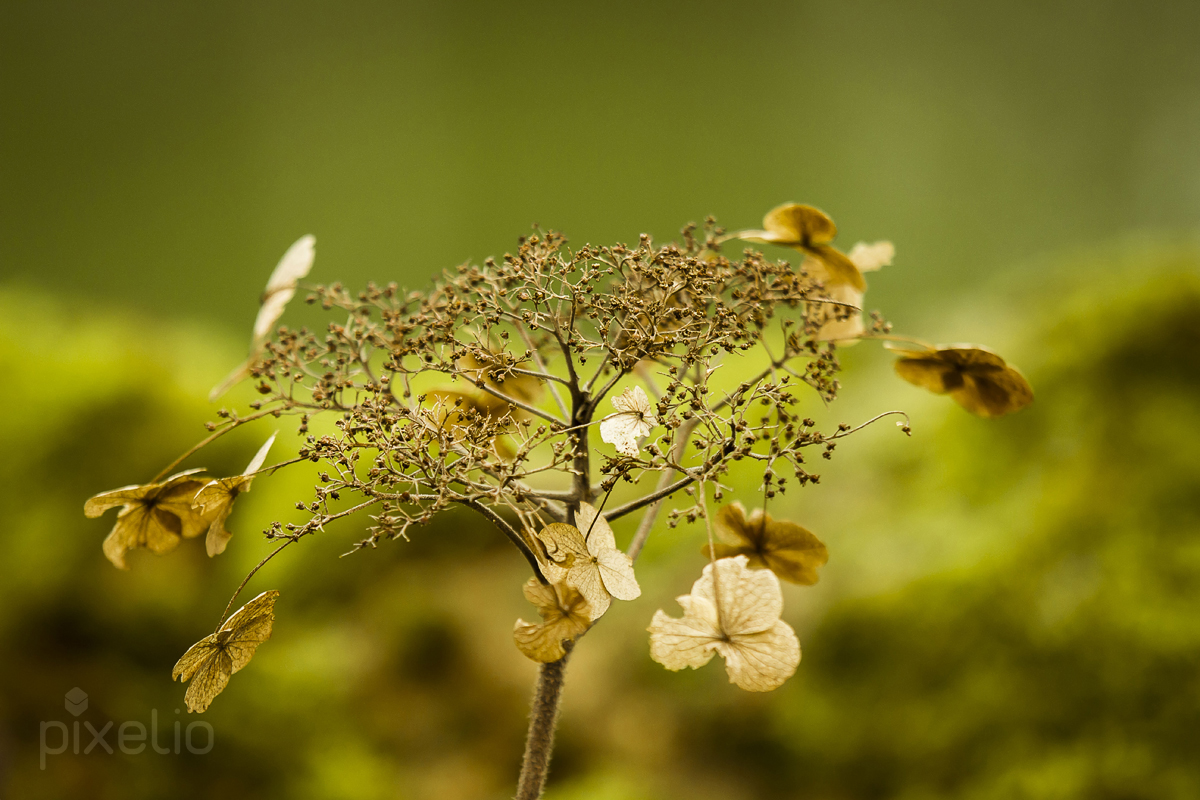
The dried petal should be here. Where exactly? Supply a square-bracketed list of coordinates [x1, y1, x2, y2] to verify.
[846, 240, 894, 273]
[210, 235, 315, 401]
[513, 579, 592, 663]
[253, 235, 316, 343]
[737, 203, 866, 290]
[195, 433, 277, 556]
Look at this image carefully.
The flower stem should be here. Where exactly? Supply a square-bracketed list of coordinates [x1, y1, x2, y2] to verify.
[515, 651, 571, 800]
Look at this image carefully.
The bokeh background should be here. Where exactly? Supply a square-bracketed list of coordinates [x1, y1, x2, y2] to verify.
[3, 2, 1200, 798]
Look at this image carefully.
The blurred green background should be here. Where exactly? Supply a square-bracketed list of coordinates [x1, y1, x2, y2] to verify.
[2, 2, 1199, 798]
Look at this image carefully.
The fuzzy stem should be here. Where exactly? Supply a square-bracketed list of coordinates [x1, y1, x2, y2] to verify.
[515, 652, 571, 800]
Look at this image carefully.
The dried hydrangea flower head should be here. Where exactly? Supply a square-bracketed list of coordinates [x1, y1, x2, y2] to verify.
[83, 205, 1034, 799]
[648, 555, 801, 691]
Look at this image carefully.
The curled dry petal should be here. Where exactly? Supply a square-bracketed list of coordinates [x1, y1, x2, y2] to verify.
[172, 590, 279, 713]
[513, 579, 592, 663]
[85, 468, 215, 570]
[599, 385, 657, 457]
[194, 432, 277, 556]
[887, 342, 1034, 418]
[703, 502, 828, 585]
[648, 556, 800, 692]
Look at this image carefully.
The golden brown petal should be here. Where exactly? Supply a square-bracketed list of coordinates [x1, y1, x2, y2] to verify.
[763, 203, 838, 245]
[513, 579, 592, 663]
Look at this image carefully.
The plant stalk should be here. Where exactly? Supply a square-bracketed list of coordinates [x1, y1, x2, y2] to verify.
[515, 652, 571, 800]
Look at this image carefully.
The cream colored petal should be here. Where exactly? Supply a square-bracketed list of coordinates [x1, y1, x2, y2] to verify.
[847, 240, 894, 272]
[611, 386, 652, 415]
[574, 502, 614, 550]
[252, 288, 294, 345]
[599, 415, 641, 456]
[717, 619, 801, 692]
[262, 234, 316, 297]
[736, 229, 793, 246]
[648, 595, 722, 671]
[242, 431, 278, 482]
[575, 502, 641, 602]
[691, 556, 783, 636]
[566, 562, 612, 621]
[596, 548, 641, 602]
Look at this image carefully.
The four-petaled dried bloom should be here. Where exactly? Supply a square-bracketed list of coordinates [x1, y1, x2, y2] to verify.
[194, 432, 277, 557]
[888, 342, 1034, 418]
[648, 555, 800, 692]
[513, 578, 592, 663]
[84, 469, 216, 570]
[736, 202, 866, 290]
[172, 590, 280, 713]
[600, 385, 657, 457]
[534, 502, 640, 621]
[703, 502, 828, 585]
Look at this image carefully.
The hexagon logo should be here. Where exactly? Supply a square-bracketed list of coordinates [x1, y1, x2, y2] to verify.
[64, 687, 88, 717]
